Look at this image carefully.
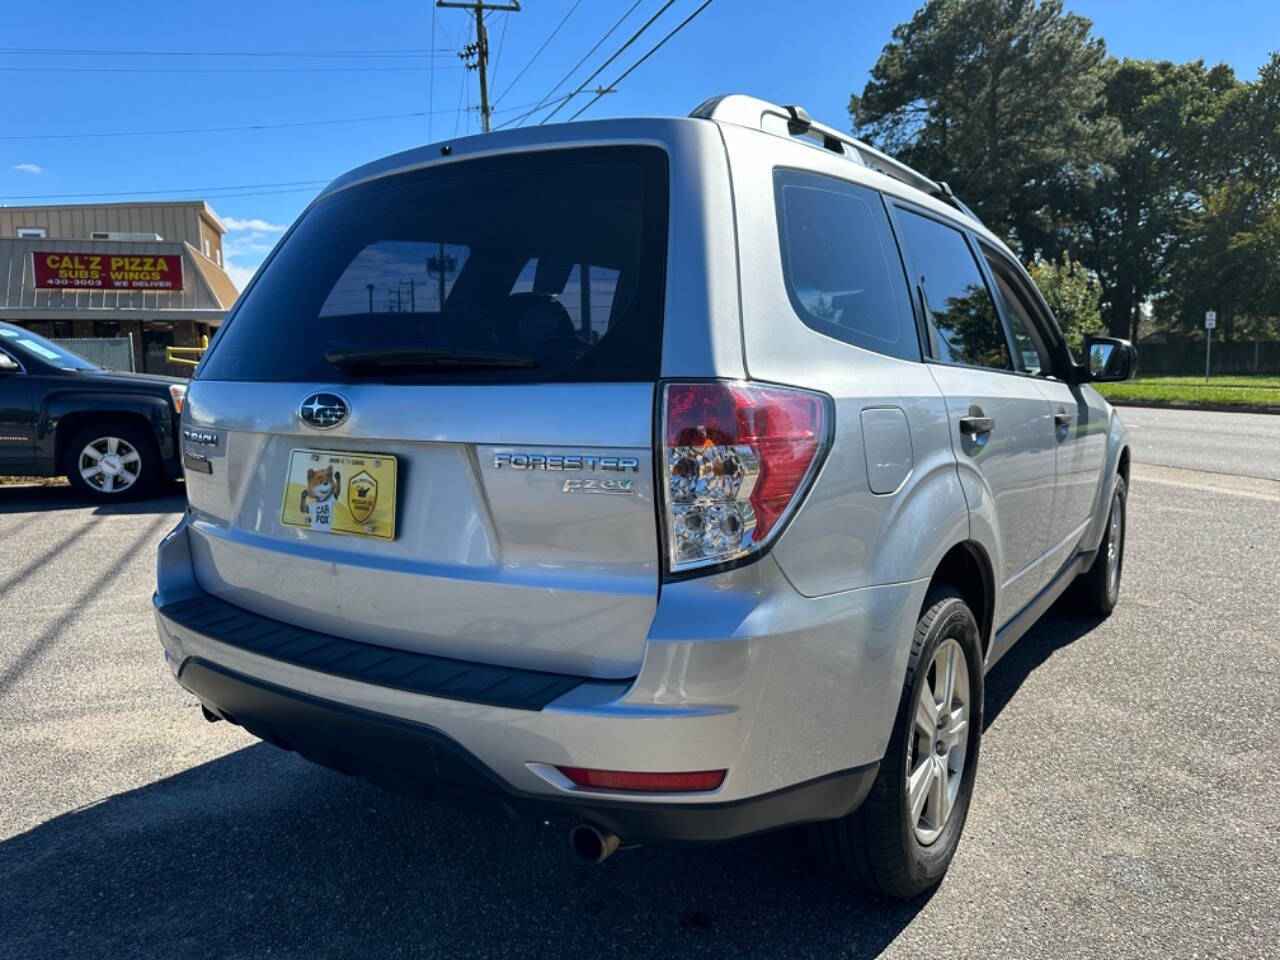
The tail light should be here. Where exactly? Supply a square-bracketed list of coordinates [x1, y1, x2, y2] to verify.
[168, 383, 187, 414]
[660, 381, 831, 574]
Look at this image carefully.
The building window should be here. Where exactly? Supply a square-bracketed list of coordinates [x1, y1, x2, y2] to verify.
[17, 227, 46, 238]
[93, 320, 121, 338]
[215, 248, 222, 266]
[203, 238, 211, 258]
[27, 320, 73, 339]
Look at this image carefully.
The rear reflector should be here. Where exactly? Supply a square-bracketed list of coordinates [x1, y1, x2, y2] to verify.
[661, 381, 830, 574]
[556, 766, 727, 792]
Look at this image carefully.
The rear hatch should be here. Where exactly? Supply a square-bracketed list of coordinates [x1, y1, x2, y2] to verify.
[182, 146, 669, 679]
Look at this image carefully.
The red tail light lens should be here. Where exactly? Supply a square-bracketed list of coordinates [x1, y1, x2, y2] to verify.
[661, 381, 830, 573]
[557, 766, 727, 792]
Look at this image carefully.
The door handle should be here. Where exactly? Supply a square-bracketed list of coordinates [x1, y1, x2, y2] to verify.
[959, 415, 996, 436]
[1054, 410, 1072, 429]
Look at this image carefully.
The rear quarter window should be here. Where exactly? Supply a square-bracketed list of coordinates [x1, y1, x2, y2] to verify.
[774, 169, 919, 362]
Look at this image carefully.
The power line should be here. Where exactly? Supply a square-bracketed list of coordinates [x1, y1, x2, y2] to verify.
[0, 64, 459, 74]
[568, 0, 715, 122]
[0, 98, 553, 142]
[429, 1, 439, 143]
[454, 14, 471, 137]
[491, 0, 582, 107]
[489, 11, 511, 91]
[497, 0, 644, 130]
[2, 180, 330, 202]
[439, 0, 521, 134]
[539, 0, 677, 125]
[0, 46, 456, 57]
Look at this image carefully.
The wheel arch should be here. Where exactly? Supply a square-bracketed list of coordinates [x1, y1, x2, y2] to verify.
[56, 409, 162, 473]
[926, 541, 996, 659]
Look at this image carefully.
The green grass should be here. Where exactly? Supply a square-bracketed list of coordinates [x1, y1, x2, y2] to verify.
[1095, 374, 1280, 409]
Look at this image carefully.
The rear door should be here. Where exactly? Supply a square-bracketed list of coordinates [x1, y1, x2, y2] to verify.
[890, 205, 1056, 628]
[182, 146, 670, 680]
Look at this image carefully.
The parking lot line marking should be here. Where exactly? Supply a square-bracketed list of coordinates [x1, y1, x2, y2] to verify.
[1132, 463, 1280, 504]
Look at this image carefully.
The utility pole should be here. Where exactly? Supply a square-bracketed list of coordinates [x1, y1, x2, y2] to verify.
[438, 0, 520, 133]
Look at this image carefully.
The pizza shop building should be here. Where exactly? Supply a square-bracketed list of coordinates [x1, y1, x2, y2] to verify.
[0, 200, 239, 375]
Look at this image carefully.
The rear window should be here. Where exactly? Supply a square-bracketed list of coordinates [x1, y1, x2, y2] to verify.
[774, 169, 918, 362]
[200, 146, 669, 383]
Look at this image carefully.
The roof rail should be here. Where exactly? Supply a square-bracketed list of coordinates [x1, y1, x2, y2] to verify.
[689, 94, 980, 225]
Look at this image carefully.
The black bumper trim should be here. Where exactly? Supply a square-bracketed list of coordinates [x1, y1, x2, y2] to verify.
[158, 590, 592, 711]
[178, 658, 880, 843]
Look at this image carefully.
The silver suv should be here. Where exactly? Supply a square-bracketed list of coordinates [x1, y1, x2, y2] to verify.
[155, 94, 1135, 898]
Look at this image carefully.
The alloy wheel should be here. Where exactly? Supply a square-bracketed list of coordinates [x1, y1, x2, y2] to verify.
[78, 436, 142, 494]
[906, 636, 971, 846]
[1106, 492, 1124, 600]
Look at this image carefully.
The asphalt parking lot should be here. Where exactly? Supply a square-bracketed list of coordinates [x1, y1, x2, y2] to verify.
[1, 406, 1277, 959]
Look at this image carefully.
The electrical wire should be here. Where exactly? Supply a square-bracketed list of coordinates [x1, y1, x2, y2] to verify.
[0, 65, 458, 74]
[491, 0, 583, 107]
[0, 97, 557, 142]
[496, 0, 644, 130]
[0, 47, 454, 58]
[2, 180, 330, 202]
[489, 11, 511, 92]
[454, 17, 471, 137]
[567, 0, 715, 122]
[539, 0, 677, 125]
[429, 1, 438, 142]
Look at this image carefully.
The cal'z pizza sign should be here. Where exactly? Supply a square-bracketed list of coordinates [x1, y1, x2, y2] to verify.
[32, 251, 184, 291]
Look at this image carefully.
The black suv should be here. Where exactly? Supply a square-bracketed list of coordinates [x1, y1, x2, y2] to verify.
[0, 321, 185, 500]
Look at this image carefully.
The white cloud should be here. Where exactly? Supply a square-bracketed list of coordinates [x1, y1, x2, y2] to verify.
[11, 163, 42, 174]
[223, 258, 259, 292]
[221, 216, 286, 232]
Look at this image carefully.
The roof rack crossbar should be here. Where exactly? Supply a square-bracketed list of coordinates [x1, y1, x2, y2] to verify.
[690, 94, 978, 224]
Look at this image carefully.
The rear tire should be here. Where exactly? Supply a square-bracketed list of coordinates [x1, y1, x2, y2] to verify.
[810, 587, 984, 899]
[64, 422, 159, 502]
[1074, 476, 1126, 616]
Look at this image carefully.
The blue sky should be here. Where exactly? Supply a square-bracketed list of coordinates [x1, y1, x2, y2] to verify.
[2, 0, 1276, 289]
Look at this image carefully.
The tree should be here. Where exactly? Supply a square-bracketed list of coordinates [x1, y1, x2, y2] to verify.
[849, 0, 1123, 256]
[1164, 53, 1280, 341]
[1073, 59, 1239, 339]
[1027, 252, 1103, 351]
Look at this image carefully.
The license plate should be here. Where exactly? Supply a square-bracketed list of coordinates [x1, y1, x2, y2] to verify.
[280, 449, 397, 540]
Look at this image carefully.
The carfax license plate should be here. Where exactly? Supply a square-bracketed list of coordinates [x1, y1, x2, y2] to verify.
[280, 449, 397, 540]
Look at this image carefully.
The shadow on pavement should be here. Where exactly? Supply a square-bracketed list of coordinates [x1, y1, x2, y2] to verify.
[0, 741, 932, 960]
[0, 483, 185, 516]
[983, 604, 1106, 731]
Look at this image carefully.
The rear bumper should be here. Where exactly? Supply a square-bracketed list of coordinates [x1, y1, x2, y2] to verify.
[178, 656, 877, 842]
[156, 515, 925, 842]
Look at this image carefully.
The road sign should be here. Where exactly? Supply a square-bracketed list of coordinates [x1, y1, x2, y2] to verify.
[1204, 310, 1216, 380]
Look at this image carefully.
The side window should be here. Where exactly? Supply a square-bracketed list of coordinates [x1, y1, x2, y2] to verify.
[774, 169, 919, 362]
[983, 254, 1053, 377]
[895, 209, 1012, 371]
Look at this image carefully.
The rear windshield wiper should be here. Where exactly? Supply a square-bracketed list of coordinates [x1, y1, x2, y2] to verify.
[324, 348, 539, 373]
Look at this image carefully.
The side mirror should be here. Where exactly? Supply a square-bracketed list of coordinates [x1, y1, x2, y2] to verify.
[1083, 336, 1137, 383]
[0, 353, 20, 374]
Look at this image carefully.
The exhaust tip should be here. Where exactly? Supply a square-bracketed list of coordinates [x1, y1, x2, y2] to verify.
[200, 704, 222, 723]
[569, 823, 621, 864]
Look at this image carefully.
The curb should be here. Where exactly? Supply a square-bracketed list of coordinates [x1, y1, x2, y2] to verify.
[1104, 398, 1280, 416]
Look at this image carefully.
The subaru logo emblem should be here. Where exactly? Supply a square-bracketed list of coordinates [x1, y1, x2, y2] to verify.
[298, 392, 349, 429]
